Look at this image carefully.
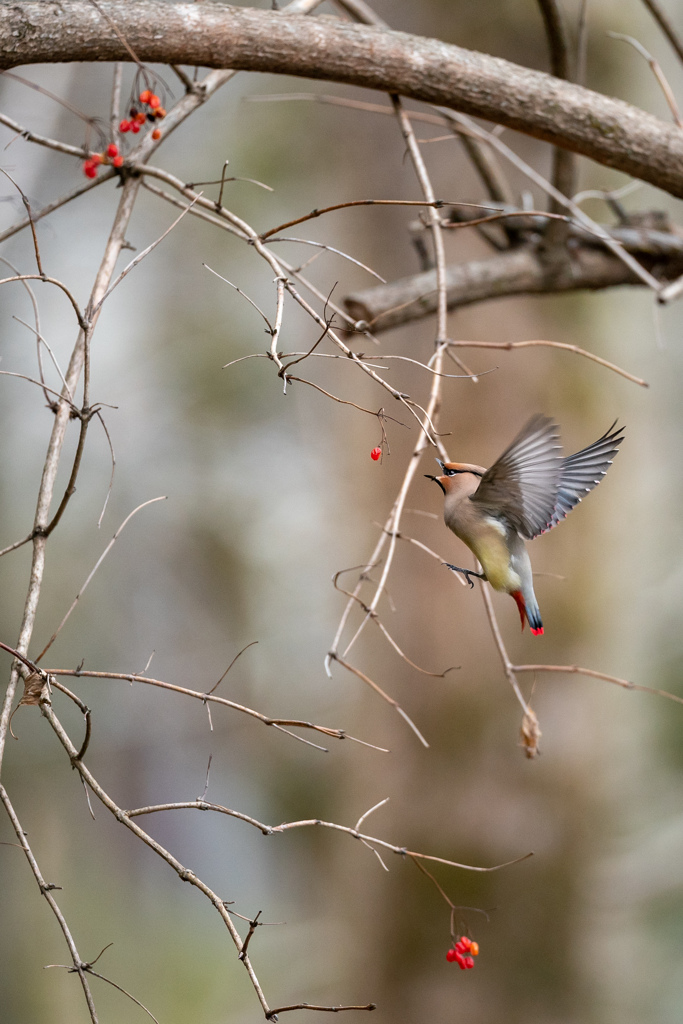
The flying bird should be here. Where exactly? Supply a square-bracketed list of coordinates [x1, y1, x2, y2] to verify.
[426, 415, 624, 635]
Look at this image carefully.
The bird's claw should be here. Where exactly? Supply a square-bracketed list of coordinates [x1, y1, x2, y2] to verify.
[442, 563, 486, 589]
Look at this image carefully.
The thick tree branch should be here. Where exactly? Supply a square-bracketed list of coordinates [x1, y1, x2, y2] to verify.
[3, 3, 683, 196]
[344, 234, 683, 330]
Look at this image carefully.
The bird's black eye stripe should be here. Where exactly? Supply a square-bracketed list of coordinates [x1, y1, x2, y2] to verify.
[444, 468, 458, 476]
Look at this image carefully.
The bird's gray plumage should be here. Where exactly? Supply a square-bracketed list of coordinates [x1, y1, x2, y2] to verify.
[470, 415, 624, 540]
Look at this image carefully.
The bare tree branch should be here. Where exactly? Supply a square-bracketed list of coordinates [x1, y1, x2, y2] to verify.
[3, 2, 683, 196]
[344, 242, 683, 331]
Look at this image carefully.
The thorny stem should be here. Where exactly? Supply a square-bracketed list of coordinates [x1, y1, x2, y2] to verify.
[44, 666, 387, 750]
[124, 799, 531, 872]
[40, 702, 275, 1019]
[0, 783, 100, 1022]
[328, 91, 450, 692]
[0, 177, 140, 779]
[138, 164, 436, 436]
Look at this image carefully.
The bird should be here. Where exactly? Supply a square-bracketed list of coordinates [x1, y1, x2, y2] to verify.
[425, 415, 624, 635]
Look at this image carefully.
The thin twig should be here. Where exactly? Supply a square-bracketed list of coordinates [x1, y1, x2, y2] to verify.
[110, 63, 123, 140]
[35, 497, 167, 662]
[0, 784, 99, 1022]
[479, 585, 529, 714]
[266, 1003, 376, 1018]
[204, 265, 274, 332]
[0, 173, 112, 247]
[94, 411, 117, 527]
[12, 315, 74, 404]
[206, 641, 259, 695]
[45, 667, 388, 751]
[640, 0, 683, 66]
[93, 196, 201, 313]
[329, 654, 429, 747]
[446, 339, 648, 387]
[511, 663, 683, 705]
[608, 32, 683, 127]
[266, 236, 386, 282]
[536, 0, 576, 235]
[124, 798, 530, 872]
[0, 111, 97, 160]
[0, 274, 86, 329]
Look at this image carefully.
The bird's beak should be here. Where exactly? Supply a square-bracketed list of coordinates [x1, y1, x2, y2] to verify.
[435, 459, 446, 471]
[424, 473, 446, 495]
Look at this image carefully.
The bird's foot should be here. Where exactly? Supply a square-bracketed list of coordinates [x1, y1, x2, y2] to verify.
[442, 563, 487, 589]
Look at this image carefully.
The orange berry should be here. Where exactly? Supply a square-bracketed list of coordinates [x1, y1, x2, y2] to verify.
[112, 155, 124, 168]
[470, 942, 479, 956]
[149, 94, 161, 109]
[154, 107, 166, 119]
[135, 112, 146, 124]
[139, 89, 152, 104]
[151, 128, 161, 140]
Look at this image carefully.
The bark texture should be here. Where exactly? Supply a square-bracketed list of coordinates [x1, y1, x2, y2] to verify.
[2, 2, 683, 197]
[344, 243, 683, 331]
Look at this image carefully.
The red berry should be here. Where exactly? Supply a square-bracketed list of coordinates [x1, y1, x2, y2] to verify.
[139, 89, 152, 104]
[464, 956, 475, 969]
[83, 161, 98, 178]
[455, 941, 467, 954]
[106, 143, 118, 158]
[454, 951, 466, 969]
[119, 120, 130, 133]
[446, 949, 457, 962]
[112, 155, 124, 168]
[131, 122, 140, 134]
[459, 936, 472, 950]
[149, 94, 161, 109]
[151, 128, 161, 140]
[370, 447, 382, 461]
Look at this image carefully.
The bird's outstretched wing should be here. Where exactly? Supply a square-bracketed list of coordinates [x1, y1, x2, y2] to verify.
[541, 420, 624, 536]
[471, 415, 562, 539]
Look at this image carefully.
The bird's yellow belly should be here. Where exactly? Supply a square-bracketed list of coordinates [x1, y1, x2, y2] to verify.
[465, 527, 518, 593]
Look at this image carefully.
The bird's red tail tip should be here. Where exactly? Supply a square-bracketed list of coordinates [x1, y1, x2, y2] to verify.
[530, 626, 544, 636]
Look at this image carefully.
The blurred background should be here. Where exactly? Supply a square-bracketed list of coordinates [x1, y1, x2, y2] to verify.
[1, 0, 682, 1021]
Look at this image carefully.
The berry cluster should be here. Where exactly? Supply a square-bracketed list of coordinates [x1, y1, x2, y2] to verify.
[82, 143, 124, 178]
[119, 89, 166, 139]
[446, 935, 479, 970]
[370, 447, 382, 461]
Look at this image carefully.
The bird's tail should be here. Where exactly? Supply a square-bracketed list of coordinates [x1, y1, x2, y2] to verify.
[510, 589, 544, 636]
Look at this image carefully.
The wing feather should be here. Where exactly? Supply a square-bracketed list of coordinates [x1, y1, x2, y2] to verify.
[470, 416, 624, 540]
[542, 420, 624, 533]
[470, 415, 562, 539]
